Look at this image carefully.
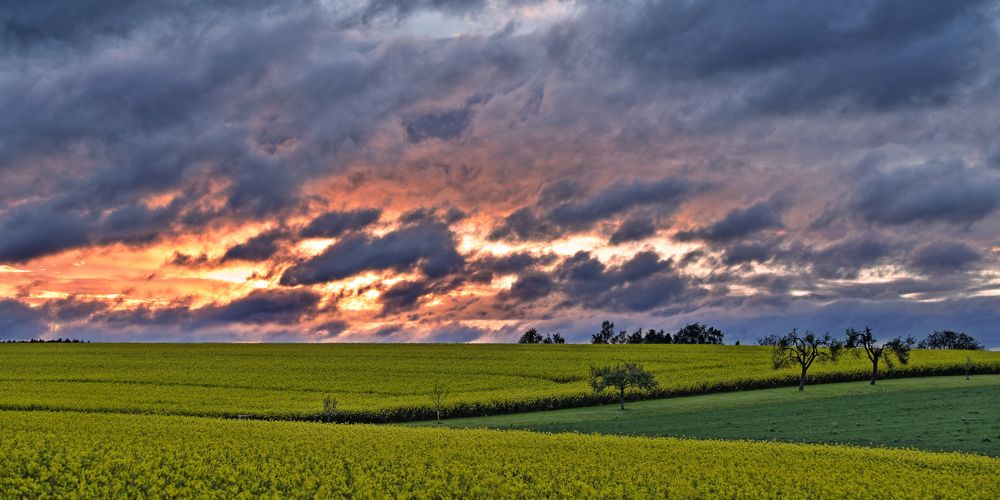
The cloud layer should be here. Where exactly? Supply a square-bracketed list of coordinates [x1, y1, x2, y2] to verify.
[1, 0, 998, 345]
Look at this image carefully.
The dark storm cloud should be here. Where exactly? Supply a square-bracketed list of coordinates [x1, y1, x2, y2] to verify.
[676, 201, 784, 243]
[490, 177, 696, 241]
[722, 239, 783, 266]
[610, 0, 994, 112]
[849, 159, 1000, 226]
[0, 205, 90, 262]
[551, 250, 689, 312]
[468, 251, 555, 284]
[344, 0, 487, 25]
[0, 201, 182, 262]
[0, 0, 286, 48]
[379, 280, 435, 313]
[0, 299, 49, 340]
[0, 0, 535, 264]
[909, 241, 983, 274]
[504, 271, 555, 302]
[404, 108, 473, 142]
[795, 237, 895, 280]
[199, 288, 322, 325]
[39, 296, 108, 322]
[609, 216, 657, 244]
[280, 222, 464, 285]
[300, 209, 382, 238]
[221, 230, 287, 262]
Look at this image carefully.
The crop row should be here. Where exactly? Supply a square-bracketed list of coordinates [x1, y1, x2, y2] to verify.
[1, 410, 997, 498]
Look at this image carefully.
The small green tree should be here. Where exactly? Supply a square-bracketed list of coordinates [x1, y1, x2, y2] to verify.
[589, 362, 657, 410]
[430, 382, 448, 423]
[845, 327, 914, 385]
[771, 329, 844, 391]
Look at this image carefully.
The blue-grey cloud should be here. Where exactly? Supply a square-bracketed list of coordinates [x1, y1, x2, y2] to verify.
[280, 222, 464, 285]
[676, 201, 784, 243]
[909, 241, 983, 274]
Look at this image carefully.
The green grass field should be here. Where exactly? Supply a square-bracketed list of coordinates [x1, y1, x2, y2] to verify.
[408, 375, 1000, 456]
[1, 343, 996, 421]
[2, 410, 997, 498]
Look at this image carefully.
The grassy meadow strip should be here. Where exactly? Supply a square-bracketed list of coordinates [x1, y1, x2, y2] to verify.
[0, 343, 997, 422]
[1, 410, 998, 498]
[407, 375, 1000, 456]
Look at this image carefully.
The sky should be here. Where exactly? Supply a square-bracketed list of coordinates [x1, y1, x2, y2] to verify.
[1, 0, 999, 345]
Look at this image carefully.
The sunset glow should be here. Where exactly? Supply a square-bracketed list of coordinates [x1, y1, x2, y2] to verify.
[1, 0, 998, 344]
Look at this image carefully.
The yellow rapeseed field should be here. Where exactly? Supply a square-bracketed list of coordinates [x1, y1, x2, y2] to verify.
[1, 410, 997, 498]
[1, 343, 996, 421]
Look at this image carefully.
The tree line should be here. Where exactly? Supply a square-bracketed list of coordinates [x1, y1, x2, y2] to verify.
[517, 321, 726, 345]
[757, 329, 984, 351]
[767, 327, 985, 391]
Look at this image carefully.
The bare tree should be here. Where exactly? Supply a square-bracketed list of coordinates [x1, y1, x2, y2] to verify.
[771, 329, 844, 391]
[430, 382, 448, 423]
[589, 362, 657, 410]
[845, 327, 915, 385]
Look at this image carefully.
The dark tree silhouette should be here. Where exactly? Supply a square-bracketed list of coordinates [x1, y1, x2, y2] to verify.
[845, 327, 914, 384]
[592, 321, 616, 344]
[756, 334, 780, 346]
[518, 328, 544, 344]
[610, 329, 629, 345]
[643, 329, 672, 344]
[589, 362, 657, 410]
[541, 333, 566, 344]
[520, 329, 566, 344]
[918, 330, 984, 350]
[673, 323, 724, 344]
[771, 329, 844, 391]
[626, 328, 645, 344]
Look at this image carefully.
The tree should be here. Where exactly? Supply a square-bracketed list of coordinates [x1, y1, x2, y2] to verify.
[591, 321, 615, 344]
[917, 330, 984, 350]
[845, 327, 914, 385]
[771, 329, 844, 391]
[542, 333, 566, 344]
[610, 329, 629, 345]
[626, 328, 645, 344]
[518, 328, 544, 344]
[643, 329, 672, 344]
[430, 382, 448, 423]
[589, 362, 657, 410]
[756, 334, 780, 346]
[673, 323, 724, 344]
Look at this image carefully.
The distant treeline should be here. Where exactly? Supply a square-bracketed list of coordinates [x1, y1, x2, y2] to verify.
[1, 338, 88, 343]
[517, 321, 726, 345]
[591, 321, 724, 345]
